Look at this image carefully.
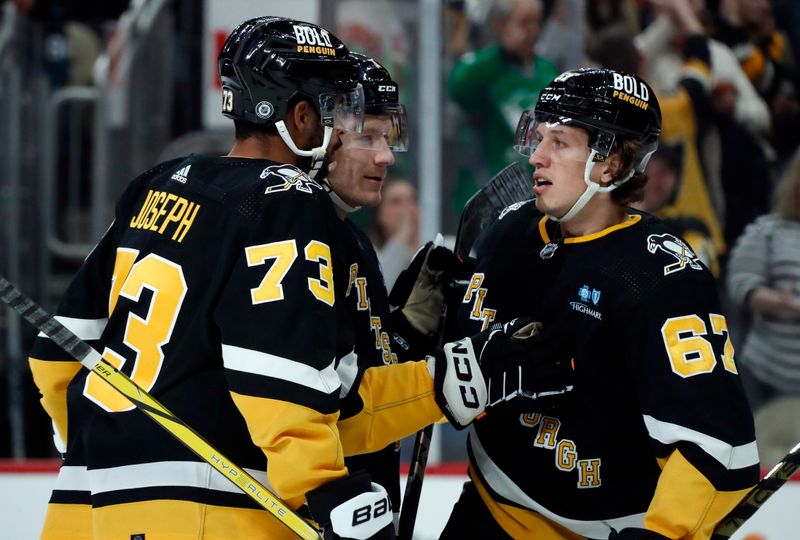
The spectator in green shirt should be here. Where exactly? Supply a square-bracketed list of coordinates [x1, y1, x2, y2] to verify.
[448, 0, 559, 211]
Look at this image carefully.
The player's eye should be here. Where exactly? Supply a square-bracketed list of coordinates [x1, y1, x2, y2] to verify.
[353, 134, 375, 145]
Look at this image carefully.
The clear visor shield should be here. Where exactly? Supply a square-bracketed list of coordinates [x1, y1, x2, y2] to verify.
[319, 84, 365, 132]
[513, 110, 615, 159]
[514, 110, 656, 173]
[340, 104, 408, 152]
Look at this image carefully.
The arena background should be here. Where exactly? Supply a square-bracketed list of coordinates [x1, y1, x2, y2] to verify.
[2, 0, 800, 537]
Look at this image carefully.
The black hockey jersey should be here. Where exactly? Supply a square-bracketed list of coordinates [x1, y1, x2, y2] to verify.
[29, 154, 442, 540]
[336, 217, 402, 511]
[454, 201, 758, 539]
[29, 155, 360, 538]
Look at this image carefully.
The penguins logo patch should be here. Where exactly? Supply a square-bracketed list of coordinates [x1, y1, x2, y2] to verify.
[262, 165, 322, 195]
[646, 233, 703, 275]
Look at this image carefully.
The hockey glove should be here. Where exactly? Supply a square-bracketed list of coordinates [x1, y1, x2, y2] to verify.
[609, 528, 671, 540]
[428, 318, 575, 429]
[479, 318, 575, 412]
[389, 235, 462, 337]
[306, 471, 395, 540]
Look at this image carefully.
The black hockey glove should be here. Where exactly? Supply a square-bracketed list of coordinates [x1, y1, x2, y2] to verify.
[389, 235, 463, 338]
[306, 471, 395, 540]
[609, 528, 671, 540]
[428, 318, 575, 429]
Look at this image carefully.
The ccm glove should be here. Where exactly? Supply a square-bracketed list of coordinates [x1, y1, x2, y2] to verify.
[429, 318, 575, 429]
[479, 318, 575, 411]
[389, 234, 462, 337]
[306, 471, 395, 540]
[609, 528, 671, 540]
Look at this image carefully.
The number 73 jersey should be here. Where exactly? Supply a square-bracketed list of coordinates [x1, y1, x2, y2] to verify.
[454, 202, 759, 539]
[28, 155, 358, 519]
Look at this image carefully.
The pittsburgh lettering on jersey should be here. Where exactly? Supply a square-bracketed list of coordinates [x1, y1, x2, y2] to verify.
[462, 273, 497, 330]
[349, 263, 397, 365]
[129, 189, 200, 243]
[520, 413, 602, 488]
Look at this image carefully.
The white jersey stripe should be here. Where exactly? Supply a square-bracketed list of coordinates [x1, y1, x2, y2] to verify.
[37, 316, 107, 341]
[222, 344, 341, 394]
[336, 349, 359, 398]
[87, 461, 270, 495]
[470, 430, 645, 538]
[53, 465, 90, 492]
[642, 415, 759, 469]
[52, 462, 272, 496]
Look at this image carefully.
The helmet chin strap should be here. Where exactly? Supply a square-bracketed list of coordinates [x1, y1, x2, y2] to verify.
[275, 121, 333, 180]
[549, 149, 633, 223]
[275, 120, 361, 213]
[327, 189, 361, 214]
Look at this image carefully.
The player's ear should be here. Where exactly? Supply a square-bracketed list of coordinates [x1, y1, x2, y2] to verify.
[598, 153, 623, 187]
[291, 100, 320, 139]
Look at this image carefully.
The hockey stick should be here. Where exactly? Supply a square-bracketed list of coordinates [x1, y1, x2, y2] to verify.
[711, 440, 800, 539]
[0, 275, 321, 540]
[397, 162, 533, 540]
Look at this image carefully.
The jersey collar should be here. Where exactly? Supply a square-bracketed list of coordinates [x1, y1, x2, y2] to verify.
[538, 213, 642, 244]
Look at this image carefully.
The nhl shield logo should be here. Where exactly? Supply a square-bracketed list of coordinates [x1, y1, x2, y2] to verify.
[540, 242, 558, 259]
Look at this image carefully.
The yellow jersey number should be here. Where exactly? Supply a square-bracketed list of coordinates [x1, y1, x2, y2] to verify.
[84, 249, 188, 412]
[245, 239, 334, 306]
[661, 313, 737, 378]
[83, 241, 334, 412]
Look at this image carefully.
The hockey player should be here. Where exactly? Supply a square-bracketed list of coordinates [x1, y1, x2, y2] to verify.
[26, 17, 399, 540]
[320, 51, 410, 528]
[441, 68, 760, 540]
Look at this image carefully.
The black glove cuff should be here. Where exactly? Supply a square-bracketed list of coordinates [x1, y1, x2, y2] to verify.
[389, 309, 438, 362]
[306, 471, 372, 526]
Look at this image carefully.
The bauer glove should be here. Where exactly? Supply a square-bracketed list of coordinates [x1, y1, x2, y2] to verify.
[609, 528, 671, 540]
[428, 318, 575, 429]
[306, 471, 395, 540]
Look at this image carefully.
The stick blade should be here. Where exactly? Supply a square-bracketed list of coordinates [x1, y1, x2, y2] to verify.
[455, 162, 533, 259]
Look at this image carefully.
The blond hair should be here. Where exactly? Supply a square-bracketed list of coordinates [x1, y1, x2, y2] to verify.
[773, 147, 800, 220]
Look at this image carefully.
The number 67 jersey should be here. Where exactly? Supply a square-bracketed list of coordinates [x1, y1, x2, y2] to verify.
[28, 155, 360, 539]
[453, 201, 759, 540]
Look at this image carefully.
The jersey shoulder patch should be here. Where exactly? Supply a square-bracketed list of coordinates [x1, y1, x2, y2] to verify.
[645, 232, 704, 276]
[261, 164, 324, 195]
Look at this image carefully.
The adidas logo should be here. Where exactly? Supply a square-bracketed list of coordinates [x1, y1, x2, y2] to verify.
[171, 165, 191, 184]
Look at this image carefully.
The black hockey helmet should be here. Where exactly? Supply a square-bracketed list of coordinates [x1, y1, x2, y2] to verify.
[514, 67, 662, 171]
[349, 52, 408, 151]
[218, 16, 364, 130]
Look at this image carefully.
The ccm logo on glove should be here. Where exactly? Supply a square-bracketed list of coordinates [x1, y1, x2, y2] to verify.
[449, 341, 483, 409]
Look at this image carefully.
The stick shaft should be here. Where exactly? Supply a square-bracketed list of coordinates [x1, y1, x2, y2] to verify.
[711, 441, 800, 538]
[398, 424, 433, 540]
[0, 275, 320, 540]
